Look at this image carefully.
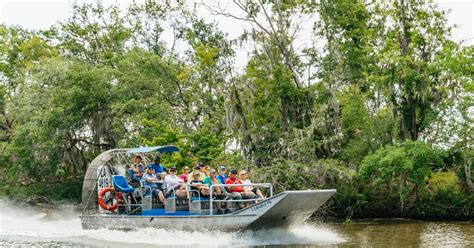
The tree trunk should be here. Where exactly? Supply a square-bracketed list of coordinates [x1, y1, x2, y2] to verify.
[399, 171, 408, 216]
[465, 157, 474, 193]
[400, 96, 418, 141]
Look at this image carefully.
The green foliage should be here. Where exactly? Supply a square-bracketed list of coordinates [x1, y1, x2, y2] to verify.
[359, 140, 443, 215]
[0, 0, 471, 220]
[188, 128, 225, 164]
[416, 171, 472, 219]
[360, 140, 442, 185]
[430, 171, 461, 194]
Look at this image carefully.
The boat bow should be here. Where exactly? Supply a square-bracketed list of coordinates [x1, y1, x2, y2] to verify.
[238, 189, 336, 230]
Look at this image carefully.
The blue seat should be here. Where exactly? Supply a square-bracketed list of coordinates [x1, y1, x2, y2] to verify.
[112, 175, 135, 193]
[128, 168, 139, 180]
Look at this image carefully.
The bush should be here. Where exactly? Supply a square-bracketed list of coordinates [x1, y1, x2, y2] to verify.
[415, 171, 472, 219]
[430, 171, 461, 194]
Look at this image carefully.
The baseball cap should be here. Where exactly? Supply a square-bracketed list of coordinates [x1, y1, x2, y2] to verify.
[220, 166, 226, 170]
[230, 169, 238, 174]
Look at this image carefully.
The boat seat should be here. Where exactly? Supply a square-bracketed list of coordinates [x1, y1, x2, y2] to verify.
[128, 168, 139, 180]
[112, 175, 135, 193]
[187, 187, 210, 214]
[165, 191, 176, 214]
[141, 180, 152, 210]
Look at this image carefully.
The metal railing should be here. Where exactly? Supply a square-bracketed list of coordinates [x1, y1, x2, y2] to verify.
[209, 183, 273, 215]
[89, 179, 273, 216]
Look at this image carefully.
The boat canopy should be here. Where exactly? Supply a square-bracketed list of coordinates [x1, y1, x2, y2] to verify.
[126, 145, 180, 154]
[82, 145, 180, 204]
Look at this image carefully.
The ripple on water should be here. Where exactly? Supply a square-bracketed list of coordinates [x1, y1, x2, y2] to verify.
[420, 222, 472, 247]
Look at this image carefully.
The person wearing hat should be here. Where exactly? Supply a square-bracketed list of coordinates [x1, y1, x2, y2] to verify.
[130, 155, 145, 178]
[189, 172, 210, 197]
[164, 167, 188, 199]
[148, 156, 167, 177]
[225, 169, 248, 208]
[203, 169, 224, 194]
[217, 166, 228, 184]
[239, 170, 265, 199]
[187, 165, 206, 182]
[179, 166, 190, 183]
[142, 166, 165, 204]
[203, 168, 234, 214]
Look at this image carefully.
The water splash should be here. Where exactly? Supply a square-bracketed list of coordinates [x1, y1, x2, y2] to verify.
[0, 200, 344, 247]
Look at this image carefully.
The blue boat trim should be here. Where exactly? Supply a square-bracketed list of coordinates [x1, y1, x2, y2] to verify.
[141, 209, 194, 216]
[127, 146, 180, 154]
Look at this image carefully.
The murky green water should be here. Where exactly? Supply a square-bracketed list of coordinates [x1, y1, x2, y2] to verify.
[326, 219, 473, 247]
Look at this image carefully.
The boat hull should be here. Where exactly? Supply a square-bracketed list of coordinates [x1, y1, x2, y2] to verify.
[80, 189, 336, 231]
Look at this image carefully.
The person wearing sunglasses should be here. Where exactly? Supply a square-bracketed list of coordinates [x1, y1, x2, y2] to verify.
[239, 170, 265, 199]
[179, 166, 190, 183]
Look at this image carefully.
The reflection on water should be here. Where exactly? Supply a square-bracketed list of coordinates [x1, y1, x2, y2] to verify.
[420, 222, 472, 247]
[329, 219, 473, 247]
[0, 200, 472, 247]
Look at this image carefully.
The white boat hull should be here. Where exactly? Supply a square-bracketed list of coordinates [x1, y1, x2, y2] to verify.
[80, 189, 336, 231]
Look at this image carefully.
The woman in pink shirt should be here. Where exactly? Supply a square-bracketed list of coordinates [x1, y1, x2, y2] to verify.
[179, 166, 190, 183]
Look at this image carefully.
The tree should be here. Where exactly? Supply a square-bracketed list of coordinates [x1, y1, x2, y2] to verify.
[359, 140, 442, 215]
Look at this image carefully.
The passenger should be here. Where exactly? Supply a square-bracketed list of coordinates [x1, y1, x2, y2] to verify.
[164, 167, 188, 199]
[187, 165, 206, 182]
[225, 169, 254, 208]
[203, 169, 224, 193]
[217, 166, 228, 185]
[148, 156, 167, 177]
[179, 166, 190, 183]
[159, 172, 167, 180]
[203, 169, 233, 214]
[203, 165, 211, 176]
[189, 173, 210, 197]
[239, 170, 265, 199]
[130, 155, 145, 178]
[142, 166, 165, 204]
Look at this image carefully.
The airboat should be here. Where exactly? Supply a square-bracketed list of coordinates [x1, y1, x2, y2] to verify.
[80, 146, 336, 231]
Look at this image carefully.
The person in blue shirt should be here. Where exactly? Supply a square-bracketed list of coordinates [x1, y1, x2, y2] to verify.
[148, 156, 167, 177]
[217, 166, 228, 184]
[142, 166, 165, 204]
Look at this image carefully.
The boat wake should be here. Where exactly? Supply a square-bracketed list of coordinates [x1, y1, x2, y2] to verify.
[0, 200, 344, 247]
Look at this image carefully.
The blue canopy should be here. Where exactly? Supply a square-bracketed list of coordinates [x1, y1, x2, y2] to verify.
[127, 145, 180, 154]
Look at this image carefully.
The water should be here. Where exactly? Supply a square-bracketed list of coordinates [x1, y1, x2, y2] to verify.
[0, 201, 472, 247]
[331, 219, 473, 247]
